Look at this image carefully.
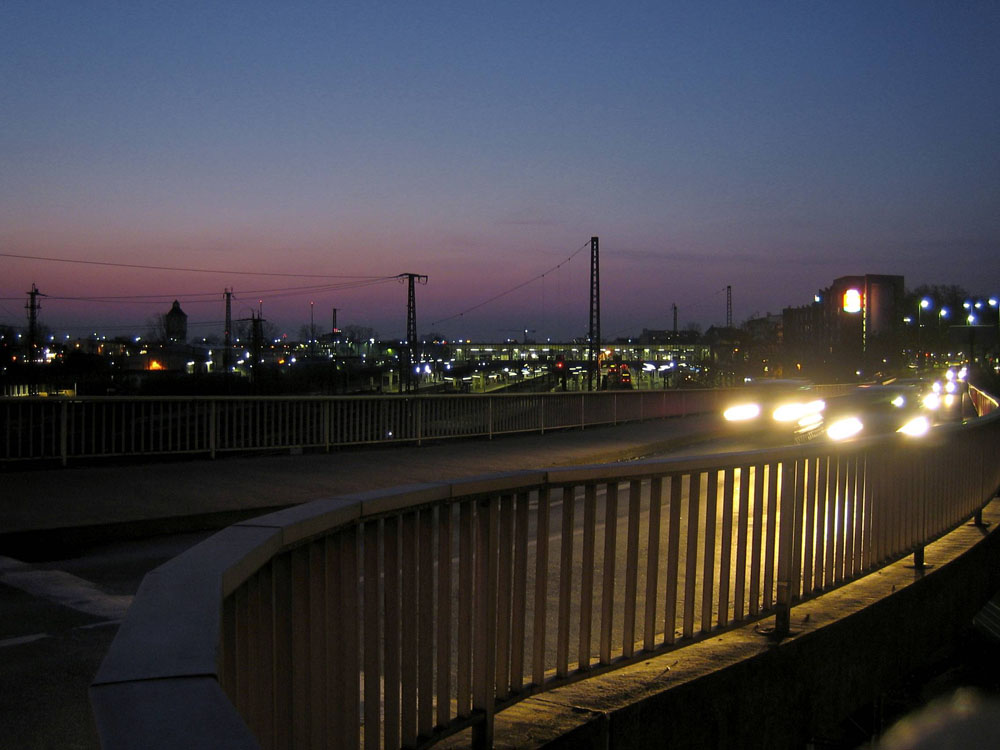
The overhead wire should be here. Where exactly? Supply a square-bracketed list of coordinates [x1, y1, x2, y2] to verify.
[0, 251, 392, 280]
[1, 251, 400, 332]
[430, 241, 590, 326]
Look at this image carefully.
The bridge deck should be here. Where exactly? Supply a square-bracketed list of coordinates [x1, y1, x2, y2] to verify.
[1, 415, 720, 555]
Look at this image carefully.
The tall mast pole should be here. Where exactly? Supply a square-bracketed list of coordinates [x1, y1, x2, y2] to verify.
[397, 273, 428, 393]
[587, 236, 600, 391]
[25, 284, 42, 364]
[223, 288, 232, 373]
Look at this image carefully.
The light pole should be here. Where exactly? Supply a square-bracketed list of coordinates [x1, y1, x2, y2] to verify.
[963, 302, 978, 364]
[936, 308, 949, 364]
[990, 299, 999, 364]
[918, 298, 931, 367]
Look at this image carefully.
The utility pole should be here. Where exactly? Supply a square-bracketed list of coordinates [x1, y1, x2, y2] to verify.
[672, 303, 678, 336]
[330, 307, 339, 356]
[397, 273, 428, 393]
[727, 285, 733, 329]
[250, 312, 265, 383]
[25, 284, 42, 364]
[310, 301, 316, 358]
[223, 288, 233, 373]
[587, 236, 600, 391]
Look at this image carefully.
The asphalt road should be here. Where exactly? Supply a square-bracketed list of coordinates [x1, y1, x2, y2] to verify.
[0, 532, 212, 750]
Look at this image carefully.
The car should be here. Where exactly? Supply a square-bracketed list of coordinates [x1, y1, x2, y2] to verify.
[819, 383, 933, 442]
[721, 379, 826, 440]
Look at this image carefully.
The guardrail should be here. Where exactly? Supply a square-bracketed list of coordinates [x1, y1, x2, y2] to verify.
[1, 386, 860, 466]
[0, 390, 732, 465]
[970, 383, 998, 417]
[91, 409, 1000, 749]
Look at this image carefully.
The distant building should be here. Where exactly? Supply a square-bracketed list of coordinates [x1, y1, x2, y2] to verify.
[165, 300, 188, 344]
[637, 328, 701, 345]
[784, 274, 905, 380]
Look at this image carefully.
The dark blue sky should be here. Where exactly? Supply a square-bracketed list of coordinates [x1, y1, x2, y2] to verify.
[2, 1, 998, 340]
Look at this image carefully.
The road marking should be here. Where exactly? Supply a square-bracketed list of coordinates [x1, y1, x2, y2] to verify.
[0, 556, 133, 620]
[0, 633, 49, 649]
[75, 619, 122, 630]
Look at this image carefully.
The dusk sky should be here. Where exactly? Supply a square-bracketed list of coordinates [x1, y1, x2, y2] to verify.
[2, 1, 998, 342]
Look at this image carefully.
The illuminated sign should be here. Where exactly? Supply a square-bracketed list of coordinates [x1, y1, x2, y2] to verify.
[842, 289, 863, 313]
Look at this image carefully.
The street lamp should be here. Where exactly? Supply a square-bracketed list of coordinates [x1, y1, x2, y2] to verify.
[917, 298, 931, 362]
[990, 299, 1000, 367]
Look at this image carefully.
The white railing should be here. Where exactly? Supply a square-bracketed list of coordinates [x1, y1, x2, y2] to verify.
[1, 390, 736, 465]
[91, 410, 1000, 749]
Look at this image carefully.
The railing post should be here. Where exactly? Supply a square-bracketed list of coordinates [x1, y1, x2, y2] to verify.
[472, 496, 498, 749]
[324, 399, 331, 452]
[774, 459, 796, 636]
[60, 399, 68, 467]
[417, 398, 423, 446]
[209, 399, 216, 460]
[488, 397, 493, 440]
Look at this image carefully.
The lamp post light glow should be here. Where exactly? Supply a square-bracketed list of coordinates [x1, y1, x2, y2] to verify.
[917, 298, 931, 361]
[991, 300, 1000, 357]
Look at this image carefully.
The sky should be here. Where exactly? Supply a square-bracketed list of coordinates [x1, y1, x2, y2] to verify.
[2, 1, 998, 342]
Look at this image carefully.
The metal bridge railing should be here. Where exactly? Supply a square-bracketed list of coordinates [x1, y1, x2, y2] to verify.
[1, 389, 736, 465]
[91, 408, 1000, 750]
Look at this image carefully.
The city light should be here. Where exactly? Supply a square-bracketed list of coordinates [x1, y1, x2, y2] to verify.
[842, 289, 863, 313]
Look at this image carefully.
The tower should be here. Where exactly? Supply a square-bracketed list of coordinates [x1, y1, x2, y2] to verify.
[587, 236, 600, 391]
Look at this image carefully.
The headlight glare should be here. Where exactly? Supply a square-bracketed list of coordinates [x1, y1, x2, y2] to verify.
[827, 416, 863, 442]
[897, 416, 930, 437]
[724, 403, 760, 422]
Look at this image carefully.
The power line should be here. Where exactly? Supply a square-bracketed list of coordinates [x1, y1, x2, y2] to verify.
[5, 278, 396, 306]
[0, 251, 392, 281]
[431, 241, 590, 326]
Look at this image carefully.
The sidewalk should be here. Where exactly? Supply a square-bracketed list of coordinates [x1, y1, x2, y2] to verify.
[0, 415, 721, 557]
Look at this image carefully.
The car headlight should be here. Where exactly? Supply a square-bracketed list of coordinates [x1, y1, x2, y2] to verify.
[897, 415, 930, 437]
[797, 412, 823, 429]
[724, 403, 760, 421]
[772, 399, 825, 423]
[922, 392, 941, 410]
[827, 416, 863, 441]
